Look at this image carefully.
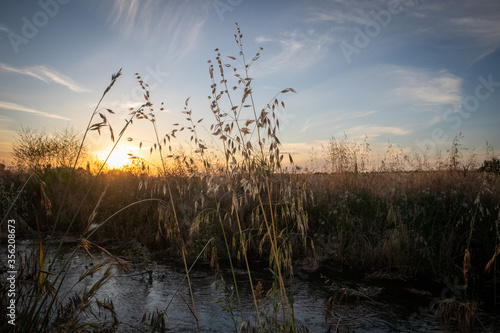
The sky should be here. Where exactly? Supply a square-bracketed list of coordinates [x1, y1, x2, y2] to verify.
[0, 0, 499, 169]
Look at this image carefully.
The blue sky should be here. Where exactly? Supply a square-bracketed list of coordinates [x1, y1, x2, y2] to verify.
[0, 0, 499, 168]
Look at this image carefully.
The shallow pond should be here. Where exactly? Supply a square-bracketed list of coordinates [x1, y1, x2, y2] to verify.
[5, 241, 500, 332]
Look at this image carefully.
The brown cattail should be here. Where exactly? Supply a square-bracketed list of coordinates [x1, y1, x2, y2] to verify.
[40, 183, 52, 217]
[463, 249, 471, 291]
[485, 245, 500, 273]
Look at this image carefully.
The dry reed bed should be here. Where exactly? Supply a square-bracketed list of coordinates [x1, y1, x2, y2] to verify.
[3, 168, 498, 279]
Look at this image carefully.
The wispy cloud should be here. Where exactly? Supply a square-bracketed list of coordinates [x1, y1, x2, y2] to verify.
[104, 0, 210, 62]
[301, 110, 377, 133]
[281, 140, 329, 153]
[347, 65, 463, 131]
[253, 29, 335, 75]
[428, 115, 442, 126]
[0, 101, 70, 120]
[293, 64, 461, 139]
[304, 0, 404, 26]
[408, 2, 500, 63]
[0, 24, 10, 43]
[255, 36, 273, 43]
[304, 0, 500, 65]
[415, 1, 500, 63]
[447, 16, 500, 62]
[347, 125, 413, 137]
[331, 64, 463, 109]
[0, 62, 90, 93]
[390, 69, 463, 105]
[305, 9, 369, 26]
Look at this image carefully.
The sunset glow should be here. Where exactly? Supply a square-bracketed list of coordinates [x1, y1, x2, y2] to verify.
[97, 150, 132, 170]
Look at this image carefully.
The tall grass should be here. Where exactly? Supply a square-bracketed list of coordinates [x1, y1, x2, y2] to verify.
[121, 22, 307, 331]
[0, 69, 135, 332]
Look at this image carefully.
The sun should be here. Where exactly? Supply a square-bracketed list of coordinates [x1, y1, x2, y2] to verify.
[97, 150, 132, 169]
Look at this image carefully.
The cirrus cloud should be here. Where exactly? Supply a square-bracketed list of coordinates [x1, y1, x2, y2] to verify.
[0, 101, 70, 120]
[0, 62, 90, 93]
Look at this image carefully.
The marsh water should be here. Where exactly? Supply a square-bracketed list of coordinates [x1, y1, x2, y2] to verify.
[8, 240, 500, 332]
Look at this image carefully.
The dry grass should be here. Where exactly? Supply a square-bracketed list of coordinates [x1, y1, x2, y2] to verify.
[433, 298, 478, 332]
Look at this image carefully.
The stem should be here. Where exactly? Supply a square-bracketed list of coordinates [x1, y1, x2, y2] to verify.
[216, 203, 244, 327]
[152, 115, 200, 332]
[0, 173, 37, 228]
[234, 206, 262, 329]
[49, 108, 136, 272]
[257, 178, 295, 332]
[52, 69, 122, 235]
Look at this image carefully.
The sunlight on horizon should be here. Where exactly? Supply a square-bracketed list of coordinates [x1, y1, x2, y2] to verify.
[97, 150, 132, 169]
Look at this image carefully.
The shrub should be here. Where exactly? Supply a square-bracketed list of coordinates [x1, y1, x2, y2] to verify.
[12, 126, 87, 174]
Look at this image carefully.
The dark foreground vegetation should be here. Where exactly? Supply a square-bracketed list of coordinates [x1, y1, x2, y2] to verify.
[1, 24, 499, 332]
[1, 163, 499, 331]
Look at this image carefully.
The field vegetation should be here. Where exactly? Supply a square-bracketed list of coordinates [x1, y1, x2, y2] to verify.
[1, 24, 499, 332]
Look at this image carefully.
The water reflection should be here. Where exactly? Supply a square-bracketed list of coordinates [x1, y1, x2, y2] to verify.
[6, 243, 499, 332]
